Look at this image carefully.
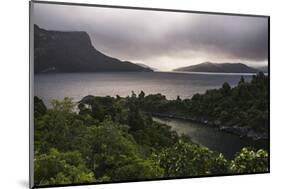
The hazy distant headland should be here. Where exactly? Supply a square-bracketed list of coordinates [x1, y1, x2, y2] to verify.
[173, 62, 267, 73]
[34, 25, 153, 74]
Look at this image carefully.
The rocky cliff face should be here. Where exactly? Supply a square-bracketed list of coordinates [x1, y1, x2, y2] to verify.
[34, 25, 153, 73]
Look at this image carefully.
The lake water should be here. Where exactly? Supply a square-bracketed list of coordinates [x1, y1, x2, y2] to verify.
[153, 117, 268, 159]
[34, 71, 253, 103]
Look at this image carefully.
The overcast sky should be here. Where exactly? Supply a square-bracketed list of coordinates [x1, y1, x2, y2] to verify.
[33, 3, 268, 71]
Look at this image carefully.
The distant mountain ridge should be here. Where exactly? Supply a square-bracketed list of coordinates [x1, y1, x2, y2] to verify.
[34, 25, 153, 73]
[173, 62, 261, 73]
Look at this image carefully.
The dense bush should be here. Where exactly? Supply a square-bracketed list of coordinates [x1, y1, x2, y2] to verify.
[229, 148, 268, 173]
[34, 148, 95, 186]
[157, 140, 229, 177]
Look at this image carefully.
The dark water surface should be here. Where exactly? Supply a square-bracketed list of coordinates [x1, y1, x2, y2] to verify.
[153, 117, 268, 159]
[35, 71, 253, 103]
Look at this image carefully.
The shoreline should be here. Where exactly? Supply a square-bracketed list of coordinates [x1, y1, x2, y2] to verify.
[150, 112, 268, 141]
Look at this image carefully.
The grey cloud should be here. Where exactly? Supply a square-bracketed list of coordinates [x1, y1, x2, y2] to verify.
[33, 3, 268, 69]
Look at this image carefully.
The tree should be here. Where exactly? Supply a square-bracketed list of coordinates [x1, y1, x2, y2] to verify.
[238, 76, 245, 85]
[82, 118, 165, 180]
[229, 148, 268, 173]
[127, 92, 145, 131]
[34, 96, 47, 117]
[221, 82, 231, 96]
[51, 97, 75, 113]
[34, 97, 92, 153]
[113, 158, 164, 181]
[138, 91, 145, 100]
[34, 148, 95, 185]
[90, 100, 106, 121]
[157, 140, 229, 177]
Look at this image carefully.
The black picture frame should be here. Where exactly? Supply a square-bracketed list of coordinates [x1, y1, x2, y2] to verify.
[29, 1, 270, 188]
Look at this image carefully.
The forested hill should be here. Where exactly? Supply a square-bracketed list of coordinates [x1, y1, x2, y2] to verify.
[173, 62, 260, 73]
[34, 25, 153, 73]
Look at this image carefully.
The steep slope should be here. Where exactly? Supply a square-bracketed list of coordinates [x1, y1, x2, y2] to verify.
[34, 25, 153, 73]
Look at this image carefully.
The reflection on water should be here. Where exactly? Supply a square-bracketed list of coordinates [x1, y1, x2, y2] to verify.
[153, 117, 268, 159]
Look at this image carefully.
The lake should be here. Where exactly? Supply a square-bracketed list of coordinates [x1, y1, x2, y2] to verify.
[34, 71, 253, 103]
[153, 117, 268, 159]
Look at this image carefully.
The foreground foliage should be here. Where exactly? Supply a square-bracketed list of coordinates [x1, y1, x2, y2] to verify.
[34, 148, 95, 185]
